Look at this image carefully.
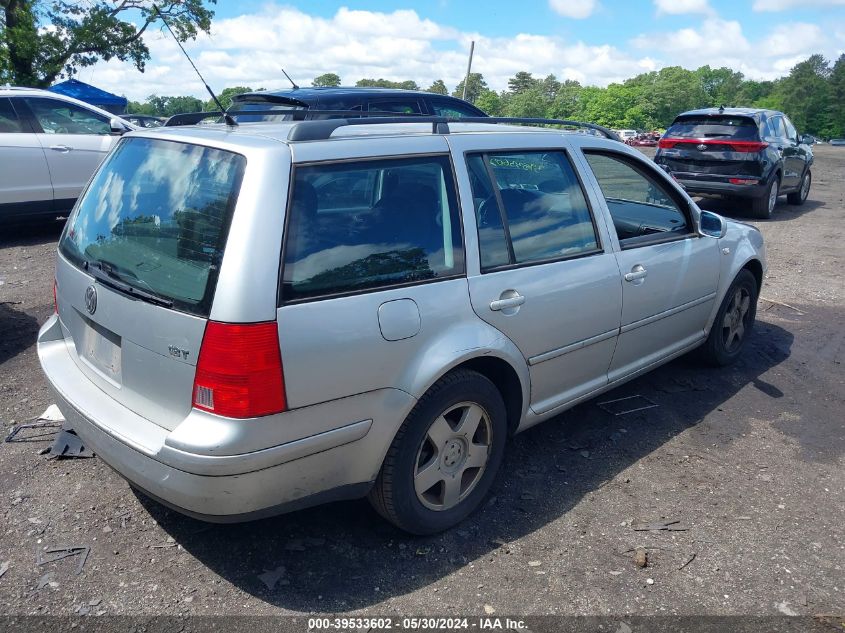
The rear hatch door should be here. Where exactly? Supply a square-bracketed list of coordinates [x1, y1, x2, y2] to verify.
[56, 136, 246, 431]
[657, 115, 765, 178]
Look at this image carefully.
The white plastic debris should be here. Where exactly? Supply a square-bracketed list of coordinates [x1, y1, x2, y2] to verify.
[38, 405, 65, 422]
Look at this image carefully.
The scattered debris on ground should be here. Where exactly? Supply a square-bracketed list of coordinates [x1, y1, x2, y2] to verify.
[597, 395, 659, 416]
[36, 545, 90, 575]
[632, 519, 688, 532]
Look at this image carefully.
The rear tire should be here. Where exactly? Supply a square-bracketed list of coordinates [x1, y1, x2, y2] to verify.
[751, 176, 778, 219]
[787, 169, 811, 205]
[368, 369, 507, 535]
[699, 269, 758, 367]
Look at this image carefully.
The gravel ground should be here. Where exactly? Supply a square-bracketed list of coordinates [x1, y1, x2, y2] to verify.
[0, 146, 842, 620]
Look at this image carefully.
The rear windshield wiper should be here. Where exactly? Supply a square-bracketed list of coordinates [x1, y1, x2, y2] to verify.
[83, 260, 174, 308]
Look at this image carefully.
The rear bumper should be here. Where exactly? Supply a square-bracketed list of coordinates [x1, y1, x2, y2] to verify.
[37, 314, 415, 521]
[673, 176, 767, 199]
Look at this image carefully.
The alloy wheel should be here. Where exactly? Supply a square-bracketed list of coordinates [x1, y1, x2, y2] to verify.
[721, 286, 752, 352]
[413, 402, 492, 511]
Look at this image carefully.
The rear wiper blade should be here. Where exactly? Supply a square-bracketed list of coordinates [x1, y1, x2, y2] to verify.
[83, 260, 173, 308]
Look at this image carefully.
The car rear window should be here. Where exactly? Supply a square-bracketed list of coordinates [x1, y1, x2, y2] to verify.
[666, 116, 758, 140]
[282, 156, 464, 302]
[59, 137, 246, 316]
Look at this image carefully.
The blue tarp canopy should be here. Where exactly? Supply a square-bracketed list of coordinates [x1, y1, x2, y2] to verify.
[48, 79, 127, 114]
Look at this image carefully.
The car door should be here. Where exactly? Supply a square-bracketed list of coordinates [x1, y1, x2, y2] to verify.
[578, 148, 720, 382]
[768, 116, 799, 190]
[448, 134, 623, 416]
[0, 97, 54, 219]
[780, 115, 807, 188]
[22, 96, 117, 209]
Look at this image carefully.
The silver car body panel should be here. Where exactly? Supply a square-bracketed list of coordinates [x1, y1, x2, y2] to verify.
[38, 121, 766, 520]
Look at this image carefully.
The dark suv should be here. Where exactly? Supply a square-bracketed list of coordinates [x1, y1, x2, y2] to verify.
[228, 87, 487, 121]
[655, 107, 813, 218]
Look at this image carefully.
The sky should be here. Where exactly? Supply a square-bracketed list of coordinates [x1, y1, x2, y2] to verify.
[79, 0, 845, 102]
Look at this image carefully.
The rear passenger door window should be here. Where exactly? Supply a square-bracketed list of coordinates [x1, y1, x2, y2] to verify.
[465, 151, 600, 271]
[582, 152, 692, 248]
[282, 155, 464, 301]
[429, 99, 481, 118]
[24, 97, 110, 135]
[368, 99, 424, 114]
[0, 98, 25, 133]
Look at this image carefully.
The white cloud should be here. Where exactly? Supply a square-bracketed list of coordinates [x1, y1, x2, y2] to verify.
[753, 0, 845, 10]
[653, 0, 713, 14]
[761, 23, 827, 57]
[548, 0, 598, 19]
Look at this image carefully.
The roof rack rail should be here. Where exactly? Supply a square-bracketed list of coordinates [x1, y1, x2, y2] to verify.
[162, 109, 620, 142]
[287, 116, 621, 142]
[163, 109, 425, 127]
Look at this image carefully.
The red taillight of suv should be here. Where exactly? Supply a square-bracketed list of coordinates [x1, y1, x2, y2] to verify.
[658, 138, 769, 152]
[192, 321, 287, 418]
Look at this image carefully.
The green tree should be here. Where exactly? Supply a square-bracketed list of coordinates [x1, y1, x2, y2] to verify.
[355, 78, 419, 90]
[145, 94, 204, 116]
[502, 86, 548, 118]
[0, 0, 215, 88]
[778, 54, 831, 134]
[507, 71, 538, 94]
[312, 72, 341, 87]
[547, 79, 582, 119]
[695, 66, 745, 107]
[827, 54, 845, 138]
[205, 86, 252, 111]
[474, 89, 502, 115]
[540, 74, 561, 100]
[452, 73, 487, 103]
[426, 79, 448, 95]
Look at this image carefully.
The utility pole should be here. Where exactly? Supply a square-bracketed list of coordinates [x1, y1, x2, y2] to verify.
[461, 40, 475, 102]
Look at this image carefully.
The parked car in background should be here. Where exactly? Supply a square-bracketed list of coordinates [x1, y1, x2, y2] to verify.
[0, 87, 135, 223]
[226, 87, 488, 121]
[830, 139, 845, 146]
[123, 114, 164, 128]
[39, 115, 766, 534]
[655, 107, 813, 219]
[616, 129, 637, 142]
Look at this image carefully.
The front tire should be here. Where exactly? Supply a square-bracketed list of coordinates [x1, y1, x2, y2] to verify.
[699, 269, 758, 367]
[787, 169, 811, 205]
[368, 369, 507, 535]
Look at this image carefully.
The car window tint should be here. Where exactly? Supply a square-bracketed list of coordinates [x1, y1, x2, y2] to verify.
[25, 97, 110, 135]
[783, 116, 797, 141]
[467, 151, 599, 270]
[283, 156, 464, 301]
[584, 152, 690, 248]
[0, 98, 24, 133]
[665, 116, 758, 140]
[771, 116, 787, 139]
[430, 100, 480, 118]
[368, 100, 423, 114]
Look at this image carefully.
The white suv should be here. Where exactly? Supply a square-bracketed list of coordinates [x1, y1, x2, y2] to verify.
[0, 87, 134, 223]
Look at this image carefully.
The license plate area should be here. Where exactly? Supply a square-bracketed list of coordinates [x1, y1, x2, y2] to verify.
[78, 315, 122, 385]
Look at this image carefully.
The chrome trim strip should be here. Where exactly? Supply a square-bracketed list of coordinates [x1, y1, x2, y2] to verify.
[620, 293, 717, 334]
[528, 328, 618, 366]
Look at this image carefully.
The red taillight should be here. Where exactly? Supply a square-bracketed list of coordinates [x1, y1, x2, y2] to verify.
[53, 279, 58, 314]
[729, 178, 759, 185]
[192, 321, 286, 418]
[659, 138, 768, 152]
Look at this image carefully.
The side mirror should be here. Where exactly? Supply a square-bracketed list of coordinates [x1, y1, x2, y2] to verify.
[799, 134, 814, 145]
[699, 210, 726, 238]
[110, 118, 131, 135]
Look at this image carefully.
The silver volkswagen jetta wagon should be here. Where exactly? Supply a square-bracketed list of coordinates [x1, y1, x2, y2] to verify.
[38, 116, 766, 534]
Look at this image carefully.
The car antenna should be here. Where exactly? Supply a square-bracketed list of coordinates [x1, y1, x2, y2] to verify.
[152, 4, 236, 126]
[281, 68, 299, 90]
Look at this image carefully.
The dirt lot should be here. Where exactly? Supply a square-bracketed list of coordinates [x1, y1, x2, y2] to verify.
[0, 146, 842, 621]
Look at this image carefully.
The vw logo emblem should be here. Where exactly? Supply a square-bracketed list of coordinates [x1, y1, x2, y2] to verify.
[84, 285, 97, 315]
[696, 143, 707, 151]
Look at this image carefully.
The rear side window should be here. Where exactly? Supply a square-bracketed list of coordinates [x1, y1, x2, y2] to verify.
[466, 151, 600, 271]
[0, 98, 24, 133]
[666, 116, 759, 141]
[59, 138, 246, 316]
[583, 151, 691, 248]
[368, 100, 423, 114]
[429, 99, 482, 118]
[282, 156, 464, 302]
[25, 97, 110, 135]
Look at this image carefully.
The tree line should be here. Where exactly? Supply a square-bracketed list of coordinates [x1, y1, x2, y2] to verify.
[126, 54, 845, 138]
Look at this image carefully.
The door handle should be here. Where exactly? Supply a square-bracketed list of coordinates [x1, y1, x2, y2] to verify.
[490, 294, 525, 311]
[49, 145, 72, 153]
[624, 265, 648, 282]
